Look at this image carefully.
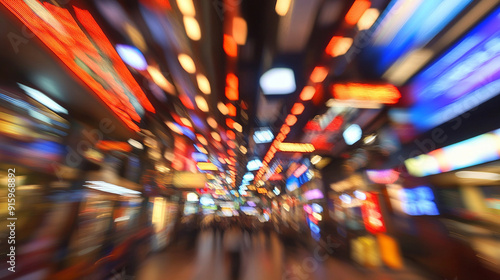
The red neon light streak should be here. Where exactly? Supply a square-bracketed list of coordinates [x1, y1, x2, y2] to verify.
[0, 1, 148, 131]
[361, 192, 386, 234]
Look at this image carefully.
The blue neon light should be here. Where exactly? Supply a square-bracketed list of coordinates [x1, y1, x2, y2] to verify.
[409, 8, 500, 131]
[368, 0, 472, 74]
[401, 186, 439, 216]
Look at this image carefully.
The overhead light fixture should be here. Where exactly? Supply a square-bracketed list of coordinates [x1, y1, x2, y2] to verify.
[115, 44, 148, 71]
[254, 128, 274, 143]
[227, 130, 236, 139]
[239, 145, 247, 154]
[455, 171, 500, 181]
[207, 117, 218, 129]
[226, 118, 235, 128]
[260, 68, 296, 95]
[247, 159, 263, 171]
[147, 66, 175, 94]
[363, 134, 377, 144]
[354, 190, 367, 200]
[344, 0, 371, 25]
[176, 0, 195, 16]
[325, 36, 353, 57]
[217, 102, 229, 115]
[310, 66, 328, 83]
[186, 192, 199, 202]
[243, 172, 255, 181]
[183, 16, 201, 41]
[225, 73, 239, 100]
[178, 53, 196, 73]
[211, 131, 221, 142]
[291, 103, 305, 115]
[196, 134, 208, 145]
[299, 86, 316, 101]
[357, 8, 379, 30]
[226, 103, 237, 116]
[223, 34, 238, 57]
[127, 139, 143, 150]
[233, 17, 248, 45]
[343, 124, 362, 145]
[285, 114, 297, 126]
[85, 181, 141, 196]
[311, 155, 322, 165]
[165, 121, 183, 135]
[233, 122, 243, 132]
[195, 95, 209, 112]
[196, 74, 211, 94]
[180, 117, 192, 127]
[275, 0, 292, 16]
[18, 84, 68, 114]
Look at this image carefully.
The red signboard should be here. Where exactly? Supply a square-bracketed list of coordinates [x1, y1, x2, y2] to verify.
[361, 192, 386, 234]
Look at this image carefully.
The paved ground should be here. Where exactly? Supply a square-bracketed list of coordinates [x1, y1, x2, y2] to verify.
[135, 230, 431, 280]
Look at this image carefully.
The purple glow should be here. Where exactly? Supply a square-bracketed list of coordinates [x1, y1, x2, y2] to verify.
[303, 189, 324, 201]
[247, 201, 256, 207]
[410, 8, 500, 131]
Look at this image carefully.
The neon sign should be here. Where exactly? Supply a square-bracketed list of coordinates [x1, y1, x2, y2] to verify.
[405, 128, 500, 177]
[361, 192, 386, 234]
[409, 7, 500, 131]
[400, 186, 439, 216]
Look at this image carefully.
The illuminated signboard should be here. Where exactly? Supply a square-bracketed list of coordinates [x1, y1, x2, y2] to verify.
[331, 83, 401, 104]
[286, 170, 312, 192]
[361, 192, 386, 234]
[409, 7, 500, 131]
[1, 2, 156, 131]
[400, 186, 439, 216]
[366, 0, 472, 74]
[366, 169, 400, 184]
[405, 128, 500, 177]
[278, 143, 315, 153]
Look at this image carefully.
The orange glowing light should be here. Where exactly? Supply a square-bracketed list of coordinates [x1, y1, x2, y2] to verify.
[225, 87, 239, 101]
[228, 141, 236, 149]
[345, 0, 371, 25]
[228, 149, 236, 156]
[299, 86, 316, 101]
[310, 66, 328, 83]
[285, 114, 297, 126]
[226, 103, 237, 116]
[197, 162, 218, 171]
[96, 141, 132, 152]
[179, 94, 195, 110]
[332, 83, 401, 104]
[226, 118, 235, 128]
[278, 143, 315, 153]
[223, 34, 238, 57]
[280, 125, 291, 135]
[291, 103, 305, 115]
[227, 130, 236, 139]
[226, 73, 239, 89]
[0, 2, 149, 131]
